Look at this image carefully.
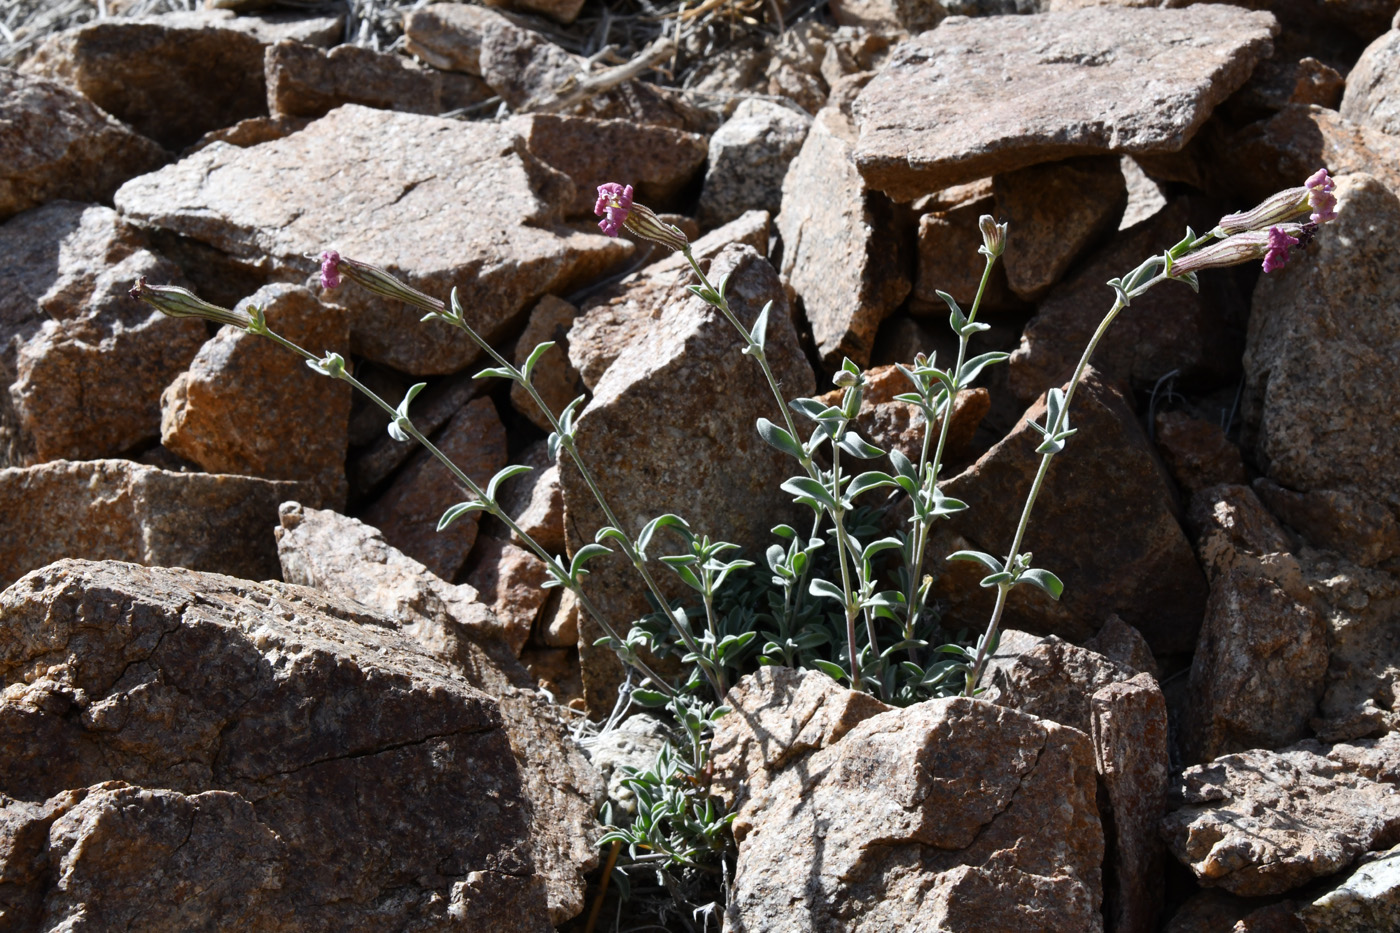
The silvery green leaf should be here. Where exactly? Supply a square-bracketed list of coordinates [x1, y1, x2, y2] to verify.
[636, 513, 689, 559]
[631, 689, 670, 708]
[1175, 269, 1200, 293]
[808, 578, 846, 603]
[960, 320, 992, 336]
[837, 431, 885, 460]
[1106, 277, 1133, 307]
[595, 525, 631, 548]
[485, 463, 532, 501]
[750, 301, 771, 351]
[812, 659, 847, 682]
[947, 550, 1004, 573]
[715, 272, 731, 301]
[789, 397, 830, 422]
[546, 431, 562, 462]
[766, 544, 787, 573]
[930, 488, 968, 516]
[671, 564, 703, 592]
[437, 499, 488, 530]
[781, 476, 837, 511]
[474, 365, 517, 381]
[771, 524, 797, 539]
[687, 283, 717, 303]
[568, 543, 612, 580]
[557, 394, 587, 433]
[1036, 435, 1067, 455]
[894, 474, 919, 495]
[659, 553, 699, 567]
[711, 558, 754, 592]
[979, 571, 1014, 587]
[893, 391, 925, 405]
[521, 341, 555, 383]
[937, 290, 966, 331]
[958, 351, 1010, 386]
[305, 351, 346, 379]
[889, 447, 918, 483]
[861, 537, 904, 560]
[756, 418, 804, 461]
[846, 471, 897, 499]
[1018, 568, 1064, 600]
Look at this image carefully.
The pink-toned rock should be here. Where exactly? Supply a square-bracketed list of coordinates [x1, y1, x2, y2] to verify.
[1186, 483, 1295, 585]
[496, 441, 566, 557]
[0, 69, 166, 223]
[361, 396, 507, 582]
[160, 282, 350, 508]
[265, 39, 448, 119]
[19, 10, 342, 150]
[1084, 613, 1162, 681]
[464, 535, 551, 657]
[1342, 29, 1400, 136]
[1154, 411, 1250, 496]
[829, 0, 944, 32]
[699, 99, 813, 228]
[114, 105, 633, 375]
[485, 0, 586, 25]
[993, 156, 1126, 301]
[851, 6, 1278, 200]
[778, 75, 910, 367]
[537, 588, 580, 648]
[186, 114, 312, 152]
[510, 295, 584, 432]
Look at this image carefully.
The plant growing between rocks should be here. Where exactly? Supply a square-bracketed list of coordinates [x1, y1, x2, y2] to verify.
[130, 167, 1338, 924]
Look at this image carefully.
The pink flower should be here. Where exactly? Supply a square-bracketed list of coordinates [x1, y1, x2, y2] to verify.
[320, 250, 342, 290]
[1305, 168, 1337, 225]
[594, 183, 633, 237]
[1262, 225, 1299, 274]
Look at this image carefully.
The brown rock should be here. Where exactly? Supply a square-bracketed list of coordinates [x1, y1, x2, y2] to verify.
[462, 7, 582, 112]
[160, 282, 351, 507]
[938, 366, 1207, 655]
[993, 156, 1127, 301]
[1244, 175, 1400, 569]
[349, 373, 480, 498]
[913, 182, 1022, 316]
[485, 0, 586, 24]
[1162, 732, 1400, 897]
[186, 114, 313, 152]
[698, 99, 813, 229]
[537, 588, 580, 648]
[464, 535, 550, 656]
[1009, 197, 1242, 402]
[1186, 483, 1295, 585]
[1120, 156, 1170, 230]
[815, 365, 989, 466]
[0, 69, 166, 223]
[19, 10, 342, 150]
[1084, 613, 1162, 681]
[1342, 30, 1400, 136]
[718, 677, 1104, 932]
[1256, 478, 1400, 567]
[265, 39, 443, 119]
[404, 2, 493, 73]
[560, 245, 815, 712]
[778, 76, 910, 368]
[1231, 54, 1345, 115]
[2, 202, 207, 467]
[511, 295, 584, 432]
[510, 113, 709, 218]
[568, 210, 772, 391]
[273, 503, 605, 924]
[851, 6, 1278, 200]
[0, 459, 301, 591]
[360, 395, 507, 582]
[495, 442, 567, 558]
[1155, 411, 1250, 496]
[114, 105, 633, 375]
[0, 559, 554, 931]
[1298, 843, 1400, 933]
[829, 0, 944, 32]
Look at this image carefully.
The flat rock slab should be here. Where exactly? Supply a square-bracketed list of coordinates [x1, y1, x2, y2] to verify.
[114, 105, 633, 375]
[0, 68, 166, 223]
[851, 6, 1278, 199]
[0, 559, 552, 931]
[0, 459, 305, 591]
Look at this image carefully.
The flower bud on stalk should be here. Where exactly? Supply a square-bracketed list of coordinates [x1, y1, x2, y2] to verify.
[978, 214, 1007, 258]
[129, 276, 253, 328]
[1170, 223, 1308, 276]
[594, 182, 690, 252]
[1214, 168, 1337, 235]
[318, 250, 445, 315]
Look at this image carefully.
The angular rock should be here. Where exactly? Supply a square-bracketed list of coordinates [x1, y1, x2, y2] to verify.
[1256, 477, 1400, 568]
[361, 396, 507, 582]
[1162, 733, 1400, 897]
[852, 6, 1278, 200]
[0, 559, 554, 931]
[937, 367, 1207, 654]
[1, 202, 207, 467]
[1244, 174, 1400, 568]
[496, 441, 567, 558]
[114, 105, 633, 375]
[717, 672, 1104, 932]
[160, 282, 351, 507]
[274, 503, 605, 924]
[1341, 29, 1400, 136]
[1299, 843, 1400, 933]
[187, 113, 313, 152]
[537, 588, 580, 648]
[510, 295, 584, 432]
[828, 0, 944, 33]
[1120, 156, 1170, 230]
[510, 113, 709, 218]
[1084, 613, 1162, 681]
[405, 2, 493, 74]
[778, 76, 910, 367]
[699, 99, 812, 228]
[560, 245, 815, 711]
[486, 0, 586, 24]
[815, 365, 989, 467]
[0, 69, 166, 223]
[579, 714, 671, 817]
[348, 373, 480, 498]
[912, 180, 1022, 315]
[1154, 411, 1249, 497]
[568, 210, 771, 391]
[1009, 197, 1242, 401]
[19, 10, 342, 150]
[1186, 483, 1295, 585]
[464, 535, 550, 656]
[993, 156, 1126, 301]
[0, 459, 301, 590]
[265, 39, 445, 120]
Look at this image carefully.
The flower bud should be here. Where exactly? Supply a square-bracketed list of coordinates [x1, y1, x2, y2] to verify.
[1169, 224, 1305, 276]
[832, 369, 860, 388]
[978, 215, 1007, 258]
[1214, 168, 1336, 235]
[129, 277, 252, 328]
[594, 181, 690, 252]
[322, 254, 445, 315]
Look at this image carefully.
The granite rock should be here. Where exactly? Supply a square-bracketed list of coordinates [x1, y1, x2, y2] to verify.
[1299, 843, 1400, 933]
[265, 39, 447, 120]
[699, 99, 812, 229]
[1154, 411, 1249, 497]
[1341, 29, 1400, 136]
[510, 295, 585, 432]
[464, 535, 551, 657]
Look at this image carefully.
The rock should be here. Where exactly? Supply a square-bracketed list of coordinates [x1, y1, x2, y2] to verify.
[763, 23, 834, 116]
[1299, 843, 1400, 932]
[0, 460, 301, 591]
[815, 365, 989, 466]
[912, 180, 1022, 316]
[404, 2, 492, 74]
[698, 99, 812, 228]
[360, 396, 507, 582]
[1154, 411, 1249, 496]
[984, 632, 1169, 933]
[778, 76, 910, 368]
[274, 503, 605, 924]
[828, 0, 944, 33]
[265, 39, 445, 120]
[537, 588, 580, 648]
[453, 6, 580, 112]
[495, 441, 567, 558]
[19, 10, 342, 150]
[1120, 156, 1170, 230]
[1, 202, 206, 467]
[114, 105, 633, 375]
[510, 295, 584, 432]
[186, 113, 313, 152]
[1181, 562, 1329, 763]
[160, 282, 351, 507]
[1161, 732, 1400, 897]
[1342, 30, 1400, 136]
[0, 69, 166, 223]
[579, 714, 670, 817]
[1009, 197, 1243, 402]
[568, 210, 772, 391]
[1084, 613, 1162, 681]
[1244, 175, 1400, 572]
[510, 113, 709, 218]
[993, 156, 1127, 301]
[1255, 478, 1400, 567]
[486, 0, 586, 25]
[1186, 483, 1295, 585]
[1231, 53, 1346, 116]
[349, 373, 481, 499]
[560, 245, 815, 712]
[938, 367, 1207, 655]
[851, 6, 1278, 200]
[0, 559, 554, 931]
[464, 535, 550, 656]
[716, 670, 1104, 932]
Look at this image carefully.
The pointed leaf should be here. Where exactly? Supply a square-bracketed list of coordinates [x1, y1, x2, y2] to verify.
[812, 659, 847, 682]
[808, 578, 846, 603]
[521, 340, 555, 382]
[473, 366, 518, 381]
[485, 463, 532, 501]
[637, 513, 690, 558]
[957, 351, 1010, 386]
[568, 543, 612, 580]
[750, 301, 771, 351]
[437, 499, 488, 531]
[756, 418, 804, 461]
[1018, 568, 1064, 600]
[947, 550, 1004, 574]
[837, 431, 885, 460]
[781, 476, 837, 511]
[889, 447, 918, 483]
[846, 471, 897, 499]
